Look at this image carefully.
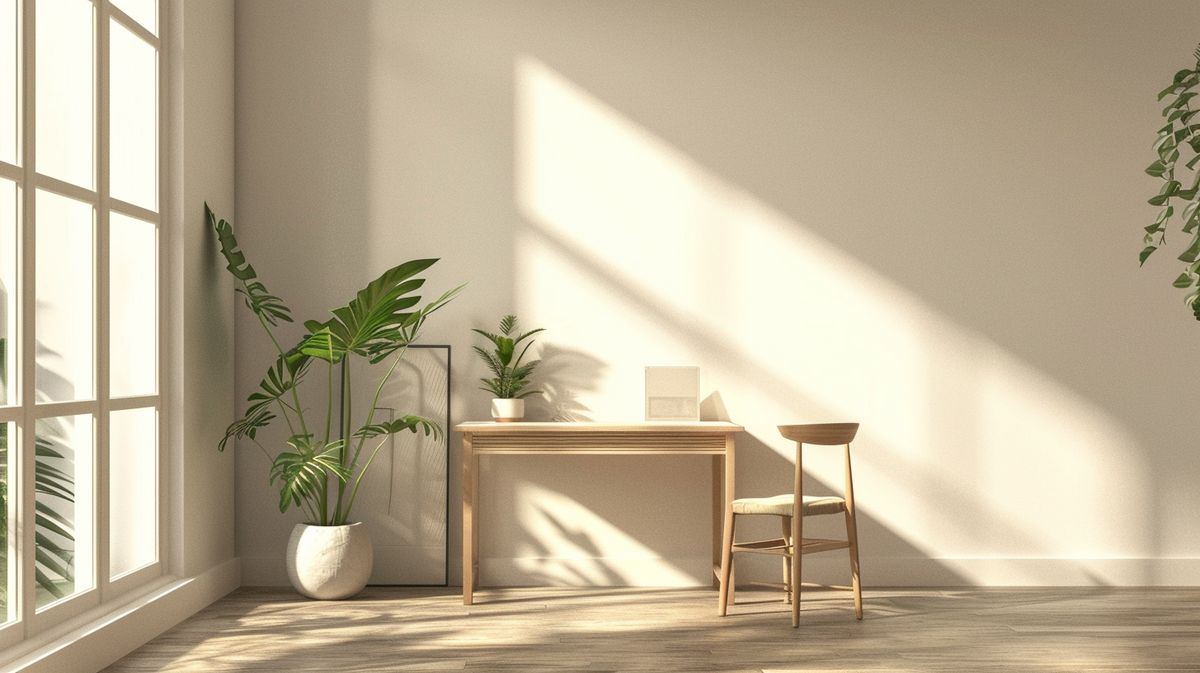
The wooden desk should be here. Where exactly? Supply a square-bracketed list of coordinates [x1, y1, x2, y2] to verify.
[457, 421, 743, 605]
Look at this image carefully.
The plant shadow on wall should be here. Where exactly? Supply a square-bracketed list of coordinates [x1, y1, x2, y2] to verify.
[0, 309, 80, 610]
[207, 204, 464, 599]
[522, 343, 604, 422]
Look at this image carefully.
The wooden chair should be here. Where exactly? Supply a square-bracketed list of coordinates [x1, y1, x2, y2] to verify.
[718, 423, 862, 626]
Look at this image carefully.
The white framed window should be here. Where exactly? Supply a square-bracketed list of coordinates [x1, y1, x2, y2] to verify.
[0, 0, 164, 647]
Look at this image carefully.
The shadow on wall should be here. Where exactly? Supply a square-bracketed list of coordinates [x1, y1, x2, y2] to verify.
[523, 343, 604, 422]
[508, 48, 1161, 586]
[480, 430, 969, 587]
[233, 0, 382, 584]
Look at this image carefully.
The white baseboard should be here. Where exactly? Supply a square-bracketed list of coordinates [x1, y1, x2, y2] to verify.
[465, 556, 1200, 587]
[4, 557, 242, 673]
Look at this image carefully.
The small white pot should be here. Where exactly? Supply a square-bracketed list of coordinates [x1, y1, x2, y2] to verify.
[286, 522, 373, 600]
[491, 398, 525, 422]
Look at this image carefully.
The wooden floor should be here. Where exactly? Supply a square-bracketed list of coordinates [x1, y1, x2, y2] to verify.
[103, 586, 1200, 672]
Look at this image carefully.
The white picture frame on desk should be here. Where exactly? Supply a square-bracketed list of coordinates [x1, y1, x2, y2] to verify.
[644, 365, 700, 421]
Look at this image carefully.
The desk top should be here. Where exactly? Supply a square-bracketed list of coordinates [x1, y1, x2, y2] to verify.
[456, 421, 743, 433]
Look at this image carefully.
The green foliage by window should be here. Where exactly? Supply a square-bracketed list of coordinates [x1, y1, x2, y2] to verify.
[208, 204, 463, 526]
[0, 358, 77, 603]
[473, 314, 544, 399]
[1142, 43, 1200, 321]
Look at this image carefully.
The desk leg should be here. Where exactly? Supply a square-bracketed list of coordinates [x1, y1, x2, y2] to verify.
[711, 455, 722, 589]
[718, 435, 736, 615]
[463, 436, 475, 605]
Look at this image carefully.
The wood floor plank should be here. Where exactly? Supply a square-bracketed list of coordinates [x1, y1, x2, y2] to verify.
[101, 586, 1200, 672]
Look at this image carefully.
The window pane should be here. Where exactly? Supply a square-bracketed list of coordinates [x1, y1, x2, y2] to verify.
[36, 0, 93, 189]
[109, 407, 155, 578]
[0, 179, 14, 405]
[35, 190, 94, 402]
[1, 422, 12, 623]
[109, 212, 155, 397]
[0, 0, 17, 165]
[109, 20, 156, 211]
[111, 0, 155, 37]
[35, 414, 94, 609]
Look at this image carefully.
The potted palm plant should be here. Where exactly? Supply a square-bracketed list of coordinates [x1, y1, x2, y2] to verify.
[209, 205, 462, 599]
[473, 315, 544, 421]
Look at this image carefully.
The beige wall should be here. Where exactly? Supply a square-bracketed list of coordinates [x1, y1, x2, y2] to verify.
[234, 0, 1200, 586]
[174, 0, 237, 580]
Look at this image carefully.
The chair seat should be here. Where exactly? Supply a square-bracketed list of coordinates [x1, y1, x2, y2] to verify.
[732, 494, 846, 516]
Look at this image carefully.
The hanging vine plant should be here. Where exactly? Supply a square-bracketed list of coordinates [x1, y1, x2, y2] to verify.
[1142, 43, 1200, 320]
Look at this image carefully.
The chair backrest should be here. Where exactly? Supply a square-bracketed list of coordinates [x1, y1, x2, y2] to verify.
[779, 423, 860, 509]
[778, 423, 859, 446]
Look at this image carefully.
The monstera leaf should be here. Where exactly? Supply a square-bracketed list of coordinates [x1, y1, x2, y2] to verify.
[207, 203, 294, 326]
[298, 259, 436, 365]
[270, 436, 350, 515]
[218, 349, 310, 452]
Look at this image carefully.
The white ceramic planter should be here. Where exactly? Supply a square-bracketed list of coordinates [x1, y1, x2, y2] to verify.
[286, 522, 373, 600]
[491, 398, 525, 422]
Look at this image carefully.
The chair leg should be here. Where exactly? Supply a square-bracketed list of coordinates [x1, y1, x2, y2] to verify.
[791, 513, 802, 627]
[780, 516, 792, 604]
[718, 512, 736, 616]
[845, 508, 863, 620]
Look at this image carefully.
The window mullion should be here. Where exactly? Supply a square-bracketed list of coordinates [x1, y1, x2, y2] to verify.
[17, 0, 36, 637]
[106, 3, 155, 50]
[108, 195, 157, 224]
[95, 0, 111, 598]
[29, 172, 97, 206]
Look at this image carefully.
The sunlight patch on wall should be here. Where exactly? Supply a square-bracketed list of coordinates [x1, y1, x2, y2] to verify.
[503, 483, 699, 587]
[512, 54, 1147, 583]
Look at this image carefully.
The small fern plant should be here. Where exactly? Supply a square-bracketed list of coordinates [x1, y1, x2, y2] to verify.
[473, 315, 544, 399]
[1142, 42, 1200, 321]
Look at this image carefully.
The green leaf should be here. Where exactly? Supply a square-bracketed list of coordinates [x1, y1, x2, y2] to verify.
[1173, 272, 1195, 288]
[499, 314, 517, 335]
[241, 349, 311, 427]
[269, 436, 350, 514]
[353, 415, 442, 441]
[207, 203, 294, 325]
[218, 406, 276, 452]
[1185, 210, 1200, 234]
[1146, 159, 1167, 177]
[1139, 245, 1158, 266]
[496, 336, 515, 366]
[1164, 91, 1199, 114]
[207, 203, 255, 281]
[1148, 180, 1181, 206]
[1178, 235, 1200, 263]
[298, 259, 436, 364]
[1, 433, 79, 598]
